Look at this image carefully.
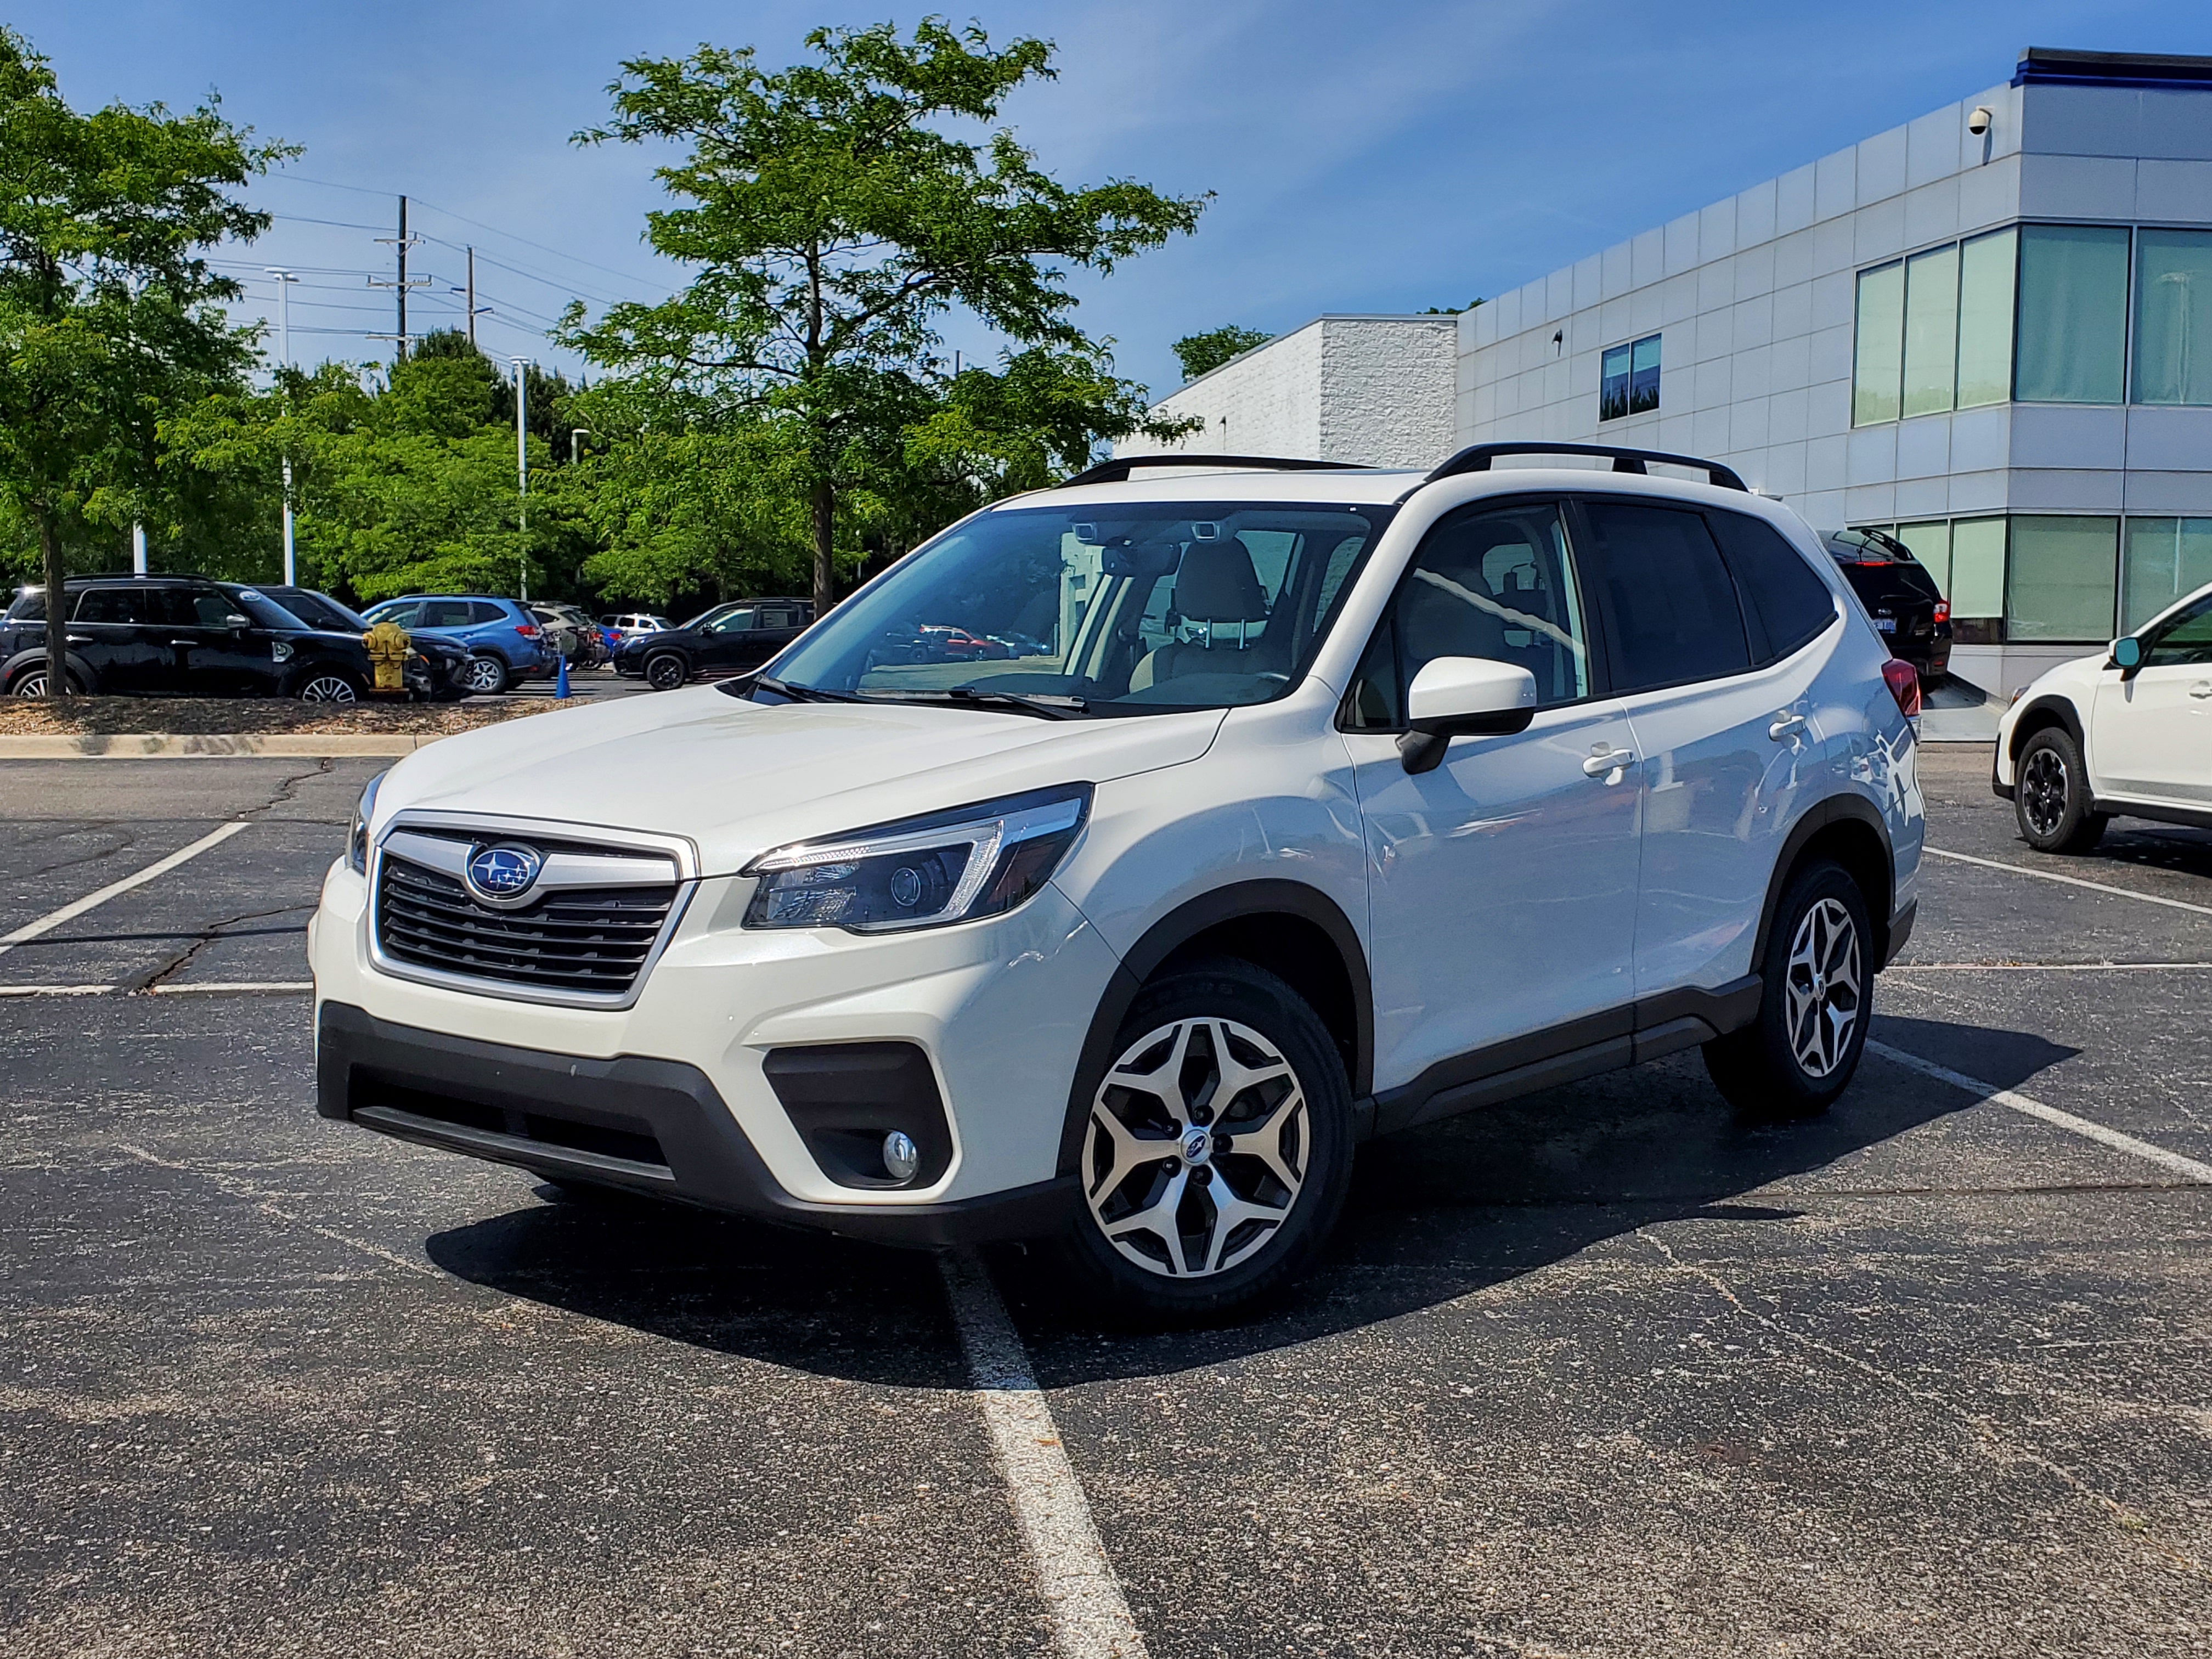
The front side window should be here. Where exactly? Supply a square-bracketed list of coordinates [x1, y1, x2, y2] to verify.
[1578, 500, 1751, 693]
[1600, 335, 1660, 421]
[1341, 501, 1591, 731]
[2142, 591, 2212, 666]
[2016, 224, 2130, 404]
[763, 500, 1391, 715]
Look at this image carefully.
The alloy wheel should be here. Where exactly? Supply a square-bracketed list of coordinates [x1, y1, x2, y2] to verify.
[1082, 1016, 1310, 1278]
[465, 656, 505, 693]
[2021, 747, 2068, 838]
[646, 654, 686, 691]
[1784, 897, 1861, 1079]
[11, 672, 50, 697]
[297, 674, 358, 704]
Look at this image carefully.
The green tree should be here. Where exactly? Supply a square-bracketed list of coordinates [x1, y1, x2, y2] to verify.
[0, 26, 283, 693]
[1171, 325, 1269, 382]
[564, 18, 1206, 616]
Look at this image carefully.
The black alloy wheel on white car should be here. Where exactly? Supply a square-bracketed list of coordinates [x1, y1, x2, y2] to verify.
[295, 672, 360, 704]
[2013, 726, 2108, 854]
[1703, 859, 1873, 1120]
[645, 652, 689, 691]
[464, 654, 509, 695]
[1064, 958, 1353, 1318]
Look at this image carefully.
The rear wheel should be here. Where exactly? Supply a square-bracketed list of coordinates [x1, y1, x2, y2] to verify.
[1704, 860, 1872, 1120]
[644, 652, 688, 691]
[1063, 959, 1353, 1320]
[464, 653, 511, 695]
[2014, 727, 2107, 854]
[8, 665, 83, 696]
[294, 671, 361, 704]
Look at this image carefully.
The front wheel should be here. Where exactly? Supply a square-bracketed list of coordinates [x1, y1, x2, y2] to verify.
[644, 652, 689, 691]
[1063, 959, 1353, 1321]
[1704, 860, 1872, 1121]
[294, 671, 362, 704]
[2014, 727, 2107, 854]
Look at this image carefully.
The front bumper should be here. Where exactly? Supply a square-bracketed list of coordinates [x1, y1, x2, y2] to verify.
[315, 1001, 1075, 1246]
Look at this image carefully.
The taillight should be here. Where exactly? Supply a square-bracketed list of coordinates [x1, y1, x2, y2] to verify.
[515, 623, 540, 637]
[1933, 600, 1950, 625]
[1882, 657, 1921, 719]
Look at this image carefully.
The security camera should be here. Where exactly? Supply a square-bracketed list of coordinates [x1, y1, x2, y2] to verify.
[1968, 106, 1993, 137]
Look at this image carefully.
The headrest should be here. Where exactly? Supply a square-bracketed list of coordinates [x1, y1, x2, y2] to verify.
[1173, 537, 1267, 623]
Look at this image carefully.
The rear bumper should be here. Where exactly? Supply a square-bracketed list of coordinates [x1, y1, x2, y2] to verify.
[314, 1000, 1077, 1247]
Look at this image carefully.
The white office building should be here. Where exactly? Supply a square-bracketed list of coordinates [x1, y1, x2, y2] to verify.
[1128, 48, 2212, 696]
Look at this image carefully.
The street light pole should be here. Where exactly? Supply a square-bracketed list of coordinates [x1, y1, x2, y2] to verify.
[511, 357, 532, 602]
[570, 427, 591, 465]
[267, 267, 301, 585]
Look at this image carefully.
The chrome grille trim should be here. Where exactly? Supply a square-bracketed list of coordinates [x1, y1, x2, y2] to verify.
[367, 812, 698, 1010]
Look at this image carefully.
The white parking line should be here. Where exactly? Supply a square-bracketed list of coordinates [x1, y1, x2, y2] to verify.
[1923, 847, 2212, 917]
[0, 980, 311, 997]
[1888, 961, 2212, 972]
[0, 821, 251, 959]
[1867, 1039, 2212, 1184]
[0, 984, 111, 997]
[939, 1251, 1149, 1659]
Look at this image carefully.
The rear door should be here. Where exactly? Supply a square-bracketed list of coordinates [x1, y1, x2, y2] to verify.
[2094, 591, 2212, 806]
[695, 606, 758, 673]
[753, 604, 810, 665]
[1576, 498, 1833, 1003]
[69, 586, 169, 692]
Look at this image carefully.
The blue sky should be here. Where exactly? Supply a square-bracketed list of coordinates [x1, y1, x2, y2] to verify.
[20, 1, 2212, 399]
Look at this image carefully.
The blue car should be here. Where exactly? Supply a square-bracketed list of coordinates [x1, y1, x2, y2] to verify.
[359, 595, 550, 694]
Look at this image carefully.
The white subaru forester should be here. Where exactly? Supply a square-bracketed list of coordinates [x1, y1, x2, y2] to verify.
[310, 444, 1926, 1318]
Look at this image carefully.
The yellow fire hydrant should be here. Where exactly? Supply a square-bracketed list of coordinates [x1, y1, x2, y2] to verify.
[363, 620, 411, 693]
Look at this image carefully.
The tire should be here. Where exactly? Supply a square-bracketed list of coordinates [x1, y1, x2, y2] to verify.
[464, 653, 511, 695]
[1061, 958, 1355, 1321]
[7, 665, 83, 696]
[644, 652, 689, 691]
[1704, 860, 1873, 1121]
[293, 670, 362, 704]
[2013, 726, 2107, 854]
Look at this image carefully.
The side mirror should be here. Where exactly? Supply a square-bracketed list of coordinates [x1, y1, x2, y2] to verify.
[2111, 635, 2143, 673]
[1397, 657, 1539, 775]
[225, 613, 252, 629]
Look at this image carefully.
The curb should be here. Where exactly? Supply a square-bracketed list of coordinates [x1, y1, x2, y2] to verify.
[0, 732, 440, 758]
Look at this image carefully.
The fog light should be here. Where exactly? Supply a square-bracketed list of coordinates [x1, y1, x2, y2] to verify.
[882, 1130, 920, 1183]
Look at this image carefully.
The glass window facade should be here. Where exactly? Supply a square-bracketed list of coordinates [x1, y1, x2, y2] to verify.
[2007, 516, 2119, 641]
[2014, 225, 2130, 403]
[1852, 263, 1904, 426]
[1955, 229, 2016, 408]
[1599, 334, 1660, 422]
[2122, 517, 2212, 632]
[2131, 230, 2212, 406]
[1901, 244, 1960, 418]
[1852, 229, 2016, 424]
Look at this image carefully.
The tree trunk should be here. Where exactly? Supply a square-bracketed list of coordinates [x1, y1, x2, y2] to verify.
[37, 510, 67, 700]
[811, 477, 835, 618]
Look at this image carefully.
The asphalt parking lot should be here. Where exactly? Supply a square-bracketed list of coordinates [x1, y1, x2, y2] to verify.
[2, 744, 2208, 1657]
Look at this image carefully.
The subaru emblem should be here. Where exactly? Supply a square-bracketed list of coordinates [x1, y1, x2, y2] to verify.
[465, 842, 544, 902]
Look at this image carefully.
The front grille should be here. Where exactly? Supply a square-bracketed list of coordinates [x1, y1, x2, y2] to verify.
[375, 853, 676, 997]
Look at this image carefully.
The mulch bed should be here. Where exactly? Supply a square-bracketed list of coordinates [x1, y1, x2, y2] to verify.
[0, 696, 580, 737]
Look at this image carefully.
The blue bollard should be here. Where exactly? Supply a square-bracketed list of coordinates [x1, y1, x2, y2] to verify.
[555, 650, 570, 699]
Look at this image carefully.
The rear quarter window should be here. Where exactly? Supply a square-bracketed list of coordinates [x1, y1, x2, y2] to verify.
[1707, 511, 1839, 664]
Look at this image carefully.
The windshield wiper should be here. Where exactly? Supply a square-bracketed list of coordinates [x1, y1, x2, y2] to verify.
[749, 674, 870, 704]
[871, 686, 1091, 720]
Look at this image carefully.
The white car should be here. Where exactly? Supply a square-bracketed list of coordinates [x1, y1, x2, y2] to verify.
[1994, 580, 2212, 851]
[310, 444, 1926, 1317]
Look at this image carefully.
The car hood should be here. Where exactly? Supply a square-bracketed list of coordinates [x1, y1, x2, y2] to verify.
[373, 686, 1226, 875]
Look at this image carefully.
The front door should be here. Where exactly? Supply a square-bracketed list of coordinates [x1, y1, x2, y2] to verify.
[2095, 591, 2212, 806]
[157, 586, 265, 695]
[1342, 498, 1641, 1095]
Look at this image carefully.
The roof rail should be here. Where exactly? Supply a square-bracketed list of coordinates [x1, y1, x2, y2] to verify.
[1426, 442, 1747, 492]
[1059, 453, 1372, 488]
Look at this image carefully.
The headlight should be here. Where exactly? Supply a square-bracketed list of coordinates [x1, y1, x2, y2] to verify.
[742, 785, 1091, 933]
[346, 772, 385, 874]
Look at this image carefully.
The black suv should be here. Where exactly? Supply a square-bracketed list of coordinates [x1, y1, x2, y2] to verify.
[1824, 529, 1950, 684]
[3, 577, 405, 701]
[612, 596, 815, 690]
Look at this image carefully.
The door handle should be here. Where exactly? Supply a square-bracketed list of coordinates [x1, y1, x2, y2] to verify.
[65, 634, 91, 643]
[1583, 748, 1635, 777]
[2190, 681, 2211, 699]
[1769, 713, 1807, 740]
[169, 639, 200, 647]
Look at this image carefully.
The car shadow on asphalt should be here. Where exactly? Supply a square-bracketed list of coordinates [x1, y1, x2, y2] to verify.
[422, 1014, 2076, 1385]
[2074, 822, 2212, 879]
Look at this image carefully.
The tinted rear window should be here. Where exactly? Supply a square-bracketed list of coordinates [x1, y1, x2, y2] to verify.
[5, 590, 44, 623]
[75, 588, 149, 624]
[1579, 500, 1751, 693]
[1708, 512, 1838, 664]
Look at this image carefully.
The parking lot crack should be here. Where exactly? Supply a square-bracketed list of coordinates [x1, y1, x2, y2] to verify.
[1636, 1227, 2211, 1582]
[125, 903, 311, 992]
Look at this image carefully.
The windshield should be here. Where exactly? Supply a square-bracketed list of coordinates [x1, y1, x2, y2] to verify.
[225, 588, 314, 630]
[274, 589, 370, 631]
[760, 500, 1391, 714]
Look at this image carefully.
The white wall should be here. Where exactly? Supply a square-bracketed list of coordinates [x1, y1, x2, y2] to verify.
[1120, 317, 1457, 468]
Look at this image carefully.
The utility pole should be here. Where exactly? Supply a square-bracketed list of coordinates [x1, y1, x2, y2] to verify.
[132, 524, 146, 576]
[266, 267, 300, 585]
[369, 195, 428, 360]
[449, 246, 492, 348]
[512, 357, 532, 601]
